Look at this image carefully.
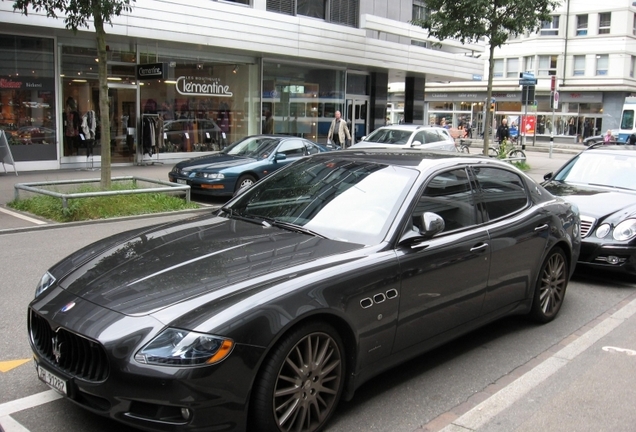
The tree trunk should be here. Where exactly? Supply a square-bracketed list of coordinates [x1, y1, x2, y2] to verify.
[94, 14, 111, 189]
[483, 42, 496, 156]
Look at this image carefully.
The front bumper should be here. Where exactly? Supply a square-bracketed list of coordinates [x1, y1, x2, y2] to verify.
[28, 305, 264, 432]
[168, 174, 235, 196]
[578, 241, 636, 274]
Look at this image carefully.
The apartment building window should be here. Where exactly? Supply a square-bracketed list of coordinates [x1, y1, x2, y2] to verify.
[223, 0, 250, 4]
[412, 0, 428, 21]
[524, 56, 535, 74]
[493, 59, 504, 78]
[598, 12, 611, 34]
[573, 55, 585, 76]
[576, 14, 588, 36]
[540, 16, 559, 36]
[631, 55, 635, 78]
[506, 58, 519, 78]
[266, 0, 359, 27]
[596, 55, 608, 75]
[538, 55, 557, 76]
[633, 13, 636, 36]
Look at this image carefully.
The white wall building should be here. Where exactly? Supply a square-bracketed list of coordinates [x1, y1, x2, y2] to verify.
[422, 0, 636, 142]
[0, 0, 484, 171]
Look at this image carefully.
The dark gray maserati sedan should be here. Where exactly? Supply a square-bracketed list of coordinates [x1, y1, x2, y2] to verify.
[28, 149, 580, 432]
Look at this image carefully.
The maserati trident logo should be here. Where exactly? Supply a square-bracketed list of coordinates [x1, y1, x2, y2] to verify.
[52, 335, 63, 364]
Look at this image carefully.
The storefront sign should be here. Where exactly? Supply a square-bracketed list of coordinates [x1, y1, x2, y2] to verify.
[426, 92, 520, 101]
[558, 92, 602, 103]
[522, 115, 536, 135]
[175, 76, 233, 97]
[137, 63, 166, 80]
[0, 77, 53, 90]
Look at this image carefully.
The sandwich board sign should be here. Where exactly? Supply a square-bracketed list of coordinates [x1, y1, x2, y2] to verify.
[0, 130, 18, 176]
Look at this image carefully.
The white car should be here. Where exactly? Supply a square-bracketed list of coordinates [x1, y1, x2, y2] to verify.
[352, 125, 457, 151]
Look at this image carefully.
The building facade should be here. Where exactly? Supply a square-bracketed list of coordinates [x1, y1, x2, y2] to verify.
[0, 0, 483, 171]
[422, 0, 636, 142]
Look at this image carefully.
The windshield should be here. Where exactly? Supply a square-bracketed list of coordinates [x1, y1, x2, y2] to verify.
[223, 137, 280, 158]
[363, 128, 412, 144]
[224, 156, 418, 245]
[621, 109, 635, 130]
[554, 152, 636, 190]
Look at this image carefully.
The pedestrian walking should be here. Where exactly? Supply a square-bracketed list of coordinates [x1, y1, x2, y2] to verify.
[327, 110, 352, 148]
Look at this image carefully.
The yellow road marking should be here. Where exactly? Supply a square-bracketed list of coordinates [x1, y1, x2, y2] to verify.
[0, 359, 31, 372]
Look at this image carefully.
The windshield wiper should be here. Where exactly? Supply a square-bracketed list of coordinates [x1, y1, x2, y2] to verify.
[257, 216, 326, 238]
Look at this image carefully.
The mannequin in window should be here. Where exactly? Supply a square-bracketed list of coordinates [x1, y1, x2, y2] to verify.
[64, 97, 80, 155]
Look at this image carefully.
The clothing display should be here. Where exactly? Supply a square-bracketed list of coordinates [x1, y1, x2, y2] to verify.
[141, 114, 164, 158]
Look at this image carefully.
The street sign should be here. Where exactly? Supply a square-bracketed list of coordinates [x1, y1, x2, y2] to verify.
[519, 72, 537, 86]
[519, 79, 537, 86]
[519, 72, 535, 80]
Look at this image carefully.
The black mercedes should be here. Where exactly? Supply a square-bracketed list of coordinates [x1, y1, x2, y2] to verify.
[543, 144, 636, 275]
[29, 149, 580, 432]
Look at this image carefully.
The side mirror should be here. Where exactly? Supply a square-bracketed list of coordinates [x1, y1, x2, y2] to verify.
[361, 135, 367, 141]
[421, 212, 445, 236]
[274, 152, 287, 161]
[543, 172, 553, 181]
[411, 140, 423, 147]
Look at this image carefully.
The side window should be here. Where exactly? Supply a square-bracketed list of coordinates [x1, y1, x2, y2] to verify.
[474, 167, 529, 220]
[413, 168, 477, 232]
[423, 130, 441, 143]
[412, 131, 426, 144]
[304, 141, 321, 154]
[277, 139, 306, 157]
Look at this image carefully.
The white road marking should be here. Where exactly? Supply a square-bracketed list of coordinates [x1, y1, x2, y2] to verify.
[441, 297, 636, 432]
[0, 415, 30, 432]
[602, 346, 636, 356]
[0, 207, 47, 225]
[0, 390, 62, 417]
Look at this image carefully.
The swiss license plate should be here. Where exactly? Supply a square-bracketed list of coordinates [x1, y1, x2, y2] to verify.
[38, 365, 67, 395]
[176, 179, 187, 185]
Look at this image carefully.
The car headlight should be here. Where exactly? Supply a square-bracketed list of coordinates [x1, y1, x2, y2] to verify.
[595, 224, 611, 238]
[35, 271, 56, 298]
[135, 328, 234, 367]
[199, 173, 225, 179]
[613, 219, 636, 241]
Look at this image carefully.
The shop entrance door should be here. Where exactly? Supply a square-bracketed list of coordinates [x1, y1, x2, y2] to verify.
[108, 84, 137, 163]
[346, 98, 368, 144]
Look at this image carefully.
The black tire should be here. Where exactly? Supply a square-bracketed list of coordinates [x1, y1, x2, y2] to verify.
[488, 147, 499, 158]
[459, 145, 470, 154]
[530, 247, 568, 323]
[235, 174, 257, 192]
[508, 149, 526, 162]
[250, 322, 345, 432]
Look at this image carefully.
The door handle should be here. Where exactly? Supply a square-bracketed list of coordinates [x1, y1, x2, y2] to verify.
[534, 224, 549, 232]
[470, 243, 489, 253]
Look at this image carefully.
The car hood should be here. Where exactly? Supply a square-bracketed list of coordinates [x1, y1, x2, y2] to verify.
[176, 153, 258, 171]
[56, 215, 363, 316]
[543, 181, 636, 219]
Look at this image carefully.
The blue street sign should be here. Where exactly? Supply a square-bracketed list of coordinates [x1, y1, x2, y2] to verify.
[519, 72, 535, 80]
[519, 79, 537, 86]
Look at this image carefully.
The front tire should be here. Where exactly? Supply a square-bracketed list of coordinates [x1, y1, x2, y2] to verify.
[530, 247, 568, 323]
[235, 174, 257, 192]
[250, 322, 345, 432]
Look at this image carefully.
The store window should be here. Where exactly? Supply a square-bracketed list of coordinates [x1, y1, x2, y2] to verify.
[0, 35, 56, 162]
[573, 55, 585, 76]
[598, 12, 611, 35]
[263, 62, 345, 141]
[576, 15, 588, 36]
[60, 45, 136, 161]
[138, 53, 259, 155]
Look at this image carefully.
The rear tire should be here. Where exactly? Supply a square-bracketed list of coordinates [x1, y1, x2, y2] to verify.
[530, 247, 568, 323]
[250, 322, 345, 432]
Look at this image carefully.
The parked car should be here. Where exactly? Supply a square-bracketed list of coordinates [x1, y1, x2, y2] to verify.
[29, 149, 580, 432]
[543, 144, 636, 275]
[352, 125, 457, 151]
[583, 129, 618, 146]
[169, 135, 327, 196]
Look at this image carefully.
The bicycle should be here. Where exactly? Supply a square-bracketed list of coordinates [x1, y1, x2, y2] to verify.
[488, 139, 526, 162]
[456, 139, 471, 153]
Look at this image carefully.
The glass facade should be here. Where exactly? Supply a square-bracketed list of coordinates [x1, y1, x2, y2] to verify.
[0, 35, 56, 161]
[262, 62, 345, 141]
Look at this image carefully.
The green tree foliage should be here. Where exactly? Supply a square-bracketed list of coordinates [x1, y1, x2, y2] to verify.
[412, 0, 560, 154]
[11, 0, 135, 189]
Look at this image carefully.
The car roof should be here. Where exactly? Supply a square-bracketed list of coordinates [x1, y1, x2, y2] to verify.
[584, 144, 636, 153]
[376, 124, 447, 131]
[310, 147, 507, 174]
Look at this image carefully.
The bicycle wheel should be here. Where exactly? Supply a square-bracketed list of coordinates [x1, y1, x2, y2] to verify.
[508, 149, 526, 162]
[488, 147, 499, 157]
[459, 145, 470, 153]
